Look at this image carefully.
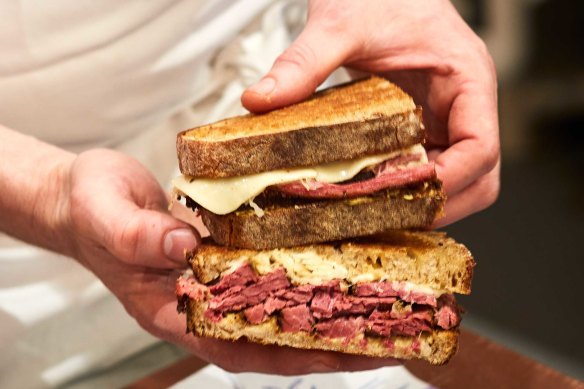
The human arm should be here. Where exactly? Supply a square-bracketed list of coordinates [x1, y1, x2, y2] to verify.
[242, 0, 500, 226]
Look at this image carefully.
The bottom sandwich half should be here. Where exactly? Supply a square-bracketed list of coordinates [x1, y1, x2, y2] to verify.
[177, 231, 474, 365]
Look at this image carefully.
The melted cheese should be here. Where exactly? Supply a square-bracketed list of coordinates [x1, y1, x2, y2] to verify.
[173, 144, 425, 215]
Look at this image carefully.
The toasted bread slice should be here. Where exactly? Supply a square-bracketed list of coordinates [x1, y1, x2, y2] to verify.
[196, 181, 445, 250]
[177, 77, 424, 178]
[189, 230, 474, 296]
[182, 298, 459, 365]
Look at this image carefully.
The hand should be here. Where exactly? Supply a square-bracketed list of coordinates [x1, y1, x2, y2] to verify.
[60, 149, 396, 374]
[242, 0, 500, 226]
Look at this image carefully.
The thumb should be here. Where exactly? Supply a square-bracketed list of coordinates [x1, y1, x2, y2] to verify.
[106, 209, 201, 269]
[242, 21, 353, 113]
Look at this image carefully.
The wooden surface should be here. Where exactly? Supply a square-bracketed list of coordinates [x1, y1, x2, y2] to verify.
[127, 329, 584, 389]
[404, 329, 584, 388]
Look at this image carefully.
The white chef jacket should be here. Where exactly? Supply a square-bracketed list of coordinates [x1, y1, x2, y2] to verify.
[0, 1, 307, 387]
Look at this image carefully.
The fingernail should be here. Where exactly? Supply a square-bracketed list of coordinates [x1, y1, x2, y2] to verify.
[164, 228, 199, 263]
[248, 77, 276, 96]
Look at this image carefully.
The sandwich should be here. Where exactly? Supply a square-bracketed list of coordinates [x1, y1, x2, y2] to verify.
[174, 77, 474, 365]
[173, 77, 445, 249]
[177, 230, 474, 365]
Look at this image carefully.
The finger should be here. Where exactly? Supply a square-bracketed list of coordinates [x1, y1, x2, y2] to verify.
[432, 158, 500, 228]
[241, 16, 353, 112]
[433, 79, 499, 197]
[197, 339, 398, 375]
[72, 151, 201, 268]
[103, 207, 201, 269]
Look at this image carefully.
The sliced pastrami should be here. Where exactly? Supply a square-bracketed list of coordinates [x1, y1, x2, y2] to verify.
[353, 281, 399, 297]
[280, 305, 314, 332]
[264, 284, 316, 315]
[311, 291, 396, 319]
[435, 294, 461, 330]
[209, 262, 259, 295]
[314, 316, 365, 338]
[354, 281, 437, 307]
[366, 309, 432, 337]
[273, 284, 315, 304]
[264, 296, 287, 315]
[176, 274, 207, 301]
[183, 264, 461, 340]
[274, 163, 436, 199]
[208, 268, 290, 312]
[244, 304, 267, 324]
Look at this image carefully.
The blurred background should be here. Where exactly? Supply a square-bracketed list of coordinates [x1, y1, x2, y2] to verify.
[448, 0, 584, 380]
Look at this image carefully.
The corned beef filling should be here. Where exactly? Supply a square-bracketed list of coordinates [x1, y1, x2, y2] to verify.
[178, 263, 460, 340]
[273, 150, 436, 199]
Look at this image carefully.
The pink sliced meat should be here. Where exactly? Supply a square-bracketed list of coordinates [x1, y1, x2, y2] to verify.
[353, 281, 399, 297]
[264, 296, 287, 315]
[314, 316, 365, 338]
[208, 268, 290, 312]
[186, 264, 462, 340]
[355, 281, 438, 307]
[209, 262, 258, 295]
[311, 291, 396, 319]
[366, 309, 433, 337]
[435, 294, 461, 329]
[280, 305, 314, 332]
[176, 274, 207, 301]
[274, 162, 436, 199]
[373, 153, 426, 176]
[244, 304, 267, 324]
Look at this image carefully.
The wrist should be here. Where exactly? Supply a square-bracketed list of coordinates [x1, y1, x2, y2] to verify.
[0, 126, 77, 256]
[33, 152, 77, 257]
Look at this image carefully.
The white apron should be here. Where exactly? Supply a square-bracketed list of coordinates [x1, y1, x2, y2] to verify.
[0, 1, 307, 386]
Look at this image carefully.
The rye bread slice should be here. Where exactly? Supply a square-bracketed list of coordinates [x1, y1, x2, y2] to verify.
[177, 77, 424, 178]
[195, 180, 445, 250]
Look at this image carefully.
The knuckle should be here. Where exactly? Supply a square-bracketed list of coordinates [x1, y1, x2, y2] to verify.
[473, 137, 500, 178]
[275, 43, 321, 90]
[277, 42, 318, 73]
[482, 182, 500, 209]
[483, 143, 500, 173]
[472, 38, 497, 81]
[476, 172, 501, 211]
[310, 5, 351, 33]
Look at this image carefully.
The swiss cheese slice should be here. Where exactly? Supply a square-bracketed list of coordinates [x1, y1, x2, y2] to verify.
[173, 144, 426, 215]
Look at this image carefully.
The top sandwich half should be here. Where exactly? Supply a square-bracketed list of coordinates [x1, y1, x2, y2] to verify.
[173, 77, 444, 248]
[175, 78, 433, 207]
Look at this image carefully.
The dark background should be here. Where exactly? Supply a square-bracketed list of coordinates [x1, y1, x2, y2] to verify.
[448, 0, 584, 380]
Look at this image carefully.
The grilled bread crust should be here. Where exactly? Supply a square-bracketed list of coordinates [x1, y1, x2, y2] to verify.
[182, 298, 459, 365]
[177, 77, 424, 178]
[198, 180, 445, 250]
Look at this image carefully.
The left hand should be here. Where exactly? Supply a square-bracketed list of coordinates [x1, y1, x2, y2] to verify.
[63, 149, 397, 374]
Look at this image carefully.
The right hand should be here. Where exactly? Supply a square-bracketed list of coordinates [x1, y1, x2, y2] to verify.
[242, 0, 500, 227]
